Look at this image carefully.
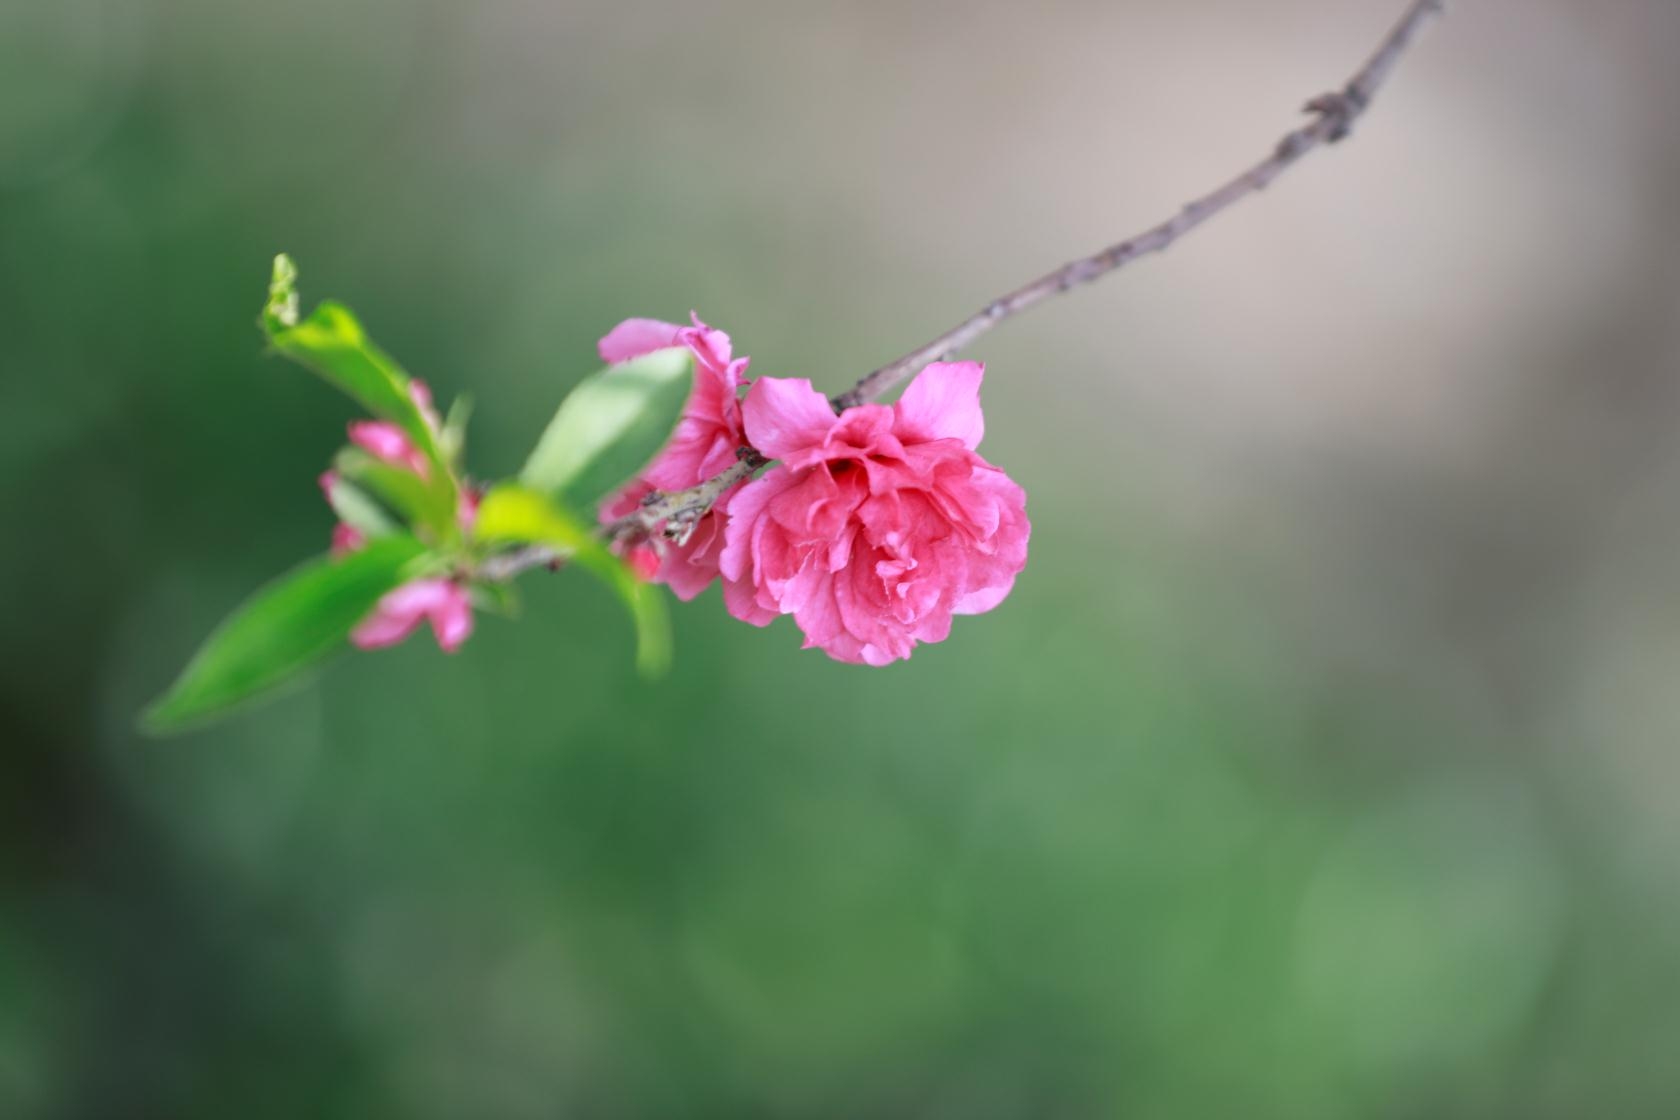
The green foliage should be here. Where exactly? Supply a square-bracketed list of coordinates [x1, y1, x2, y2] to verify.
[142, 537, 431, 734]
[143, 257, 691, 733]
[320, 472, 400, 540]
[438, 392, 474, 470]
[520, 347, 694, 509]
[261, 255, 451, 479]
[332, 446, 459, 543]
[474, 484, 672, 677]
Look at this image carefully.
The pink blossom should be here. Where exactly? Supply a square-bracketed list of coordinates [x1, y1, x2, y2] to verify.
[597, 314, 751, 598]
[350, 578, 474, 653]
[718, 362, 1029, 665]
[348, 420, 429, 477]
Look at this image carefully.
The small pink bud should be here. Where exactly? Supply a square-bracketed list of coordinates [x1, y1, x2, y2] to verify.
[348, 420, 428, 477]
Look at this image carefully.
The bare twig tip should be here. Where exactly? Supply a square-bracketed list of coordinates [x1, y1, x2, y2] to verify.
[532, 0, 1446, 567]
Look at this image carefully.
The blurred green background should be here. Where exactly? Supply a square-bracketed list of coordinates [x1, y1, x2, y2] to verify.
[6, 0, 1680, 1116]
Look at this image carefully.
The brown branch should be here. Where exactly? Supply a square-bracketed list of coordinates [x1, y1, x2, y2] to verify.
[831, 0, 1443, 410]
[600, 452, 764, 539]
[483, 0, 1442, 581]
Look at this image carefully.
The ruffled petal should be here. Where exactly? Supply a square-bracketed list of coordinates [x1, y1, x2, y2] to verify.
[893, 361, 985, 450]
[741, 377, 837, 461]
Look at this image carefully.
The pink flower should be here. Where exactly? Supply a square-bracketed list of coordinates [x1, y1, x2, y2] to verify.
[348, 420, 429, 477]
[718, 362, 1029, 665]
[597, 314, 751, 598]
[350, 578, 474, 653]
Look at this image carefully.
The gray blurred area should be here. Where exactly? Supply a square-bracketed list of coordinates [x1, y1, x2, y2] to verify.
[4, 0, 1680, 1116]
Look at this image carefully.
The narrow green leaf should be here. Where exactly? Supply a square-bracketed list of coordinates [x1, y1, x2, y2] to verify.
[439, 392, 473, 470]
[142, 536, 431, 734]
[322, 473, 399, 539]
[259, 255, 446, 469]
[474, 484, 671, 677]
[519, 347, 694, 509]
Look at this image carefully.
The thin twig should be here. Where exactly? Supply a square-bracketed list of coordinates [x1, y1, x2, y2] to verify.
[483, 0, 1442, 581]
[477, 543, 557, 582]
[832, 0, 1442, 410]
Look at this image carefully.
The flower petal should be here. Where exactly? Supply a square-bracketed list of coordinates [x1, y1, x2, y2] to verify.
[741, 377, 837, 461]
[893, 361, 985, 450]
[428, 584, 475, 653]
[598, 318, 684, 364]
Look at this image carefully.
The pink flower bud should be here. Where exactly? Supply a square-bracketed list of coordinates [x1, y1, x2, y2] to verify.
[348, 420, 428, 477]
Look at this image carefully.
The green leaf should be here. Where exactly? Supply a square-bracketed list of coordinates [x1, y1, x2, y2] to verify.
[474, 484, 671, 677]
[439, 392, 473, 470]
[468, 579, 522, 619]
[334, 447, 459, 541]
[519, 347, 694, 509]
[142, 536, 431, 734]
[321, 473, 400, 539]
[260, 254, 447, 471]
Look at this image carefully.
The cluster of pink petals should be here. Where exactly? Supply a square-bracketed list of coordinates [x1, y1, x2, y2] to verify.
[597, 315, 751, 600]
[719, 362, 1029, 664]
[350, 578, 474, 653]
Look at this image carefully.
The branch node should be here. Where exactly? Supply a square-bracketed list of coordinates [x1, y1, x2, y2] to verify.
[1305, 81, 1371, 144]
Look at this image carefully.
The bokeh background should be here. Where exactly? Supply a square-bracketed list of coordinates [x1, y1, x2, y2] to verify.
[5, 0, 1680, 1116]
